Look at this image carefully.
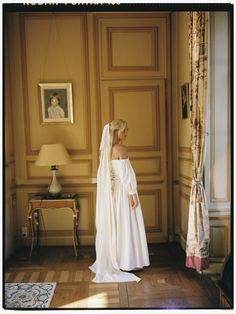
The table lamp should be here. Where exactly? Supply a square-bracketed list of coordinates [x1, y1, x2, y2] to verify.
[35, 144, 72, 196]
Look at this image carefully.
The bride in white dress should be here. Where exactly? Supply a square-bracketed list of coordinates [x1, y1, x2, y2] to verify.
[89, 119, 150, 283]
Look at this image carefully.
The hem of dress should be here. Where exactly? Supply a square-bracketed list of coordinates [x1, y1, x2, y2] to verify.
[89, 267, 141, 283]
[120, 262, 150, 272]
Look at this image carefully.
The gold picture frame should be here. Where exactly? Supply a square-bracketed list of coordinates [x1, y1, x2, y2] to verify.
[181, 83, 189, 120]
[39, 82, 74, 125]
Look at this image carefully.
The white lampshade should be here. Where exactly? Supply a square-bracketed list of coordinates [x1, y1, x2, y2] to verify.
[35, 144, 71, 166]
[35, 144, 71, 195]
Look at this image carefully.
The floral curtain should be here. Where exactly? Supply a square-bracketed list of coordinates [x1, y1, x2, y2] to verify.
[186, 12, 210, 271]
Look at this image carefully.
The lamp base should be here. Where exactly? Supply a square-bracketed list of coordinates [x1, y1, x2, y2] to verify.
[49, 166, 62, 195]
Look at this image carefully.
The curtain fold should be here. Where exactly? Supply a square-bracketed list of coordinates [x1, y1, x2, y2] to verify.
[186, 12, 210, 271]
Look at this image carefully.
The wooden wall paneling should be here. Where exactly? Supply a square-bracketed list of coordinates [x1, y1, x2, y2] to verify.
[7, 13, 27, 181]
[100, 79, 166, 152]
[36, 192, 95, 245]
[96, 13, 168, 78]
[173, 183, 180, 235]
[179, 196, 189, 240]
[178, 147, 192, 219]
[108, 85, 160, 151]
[209, 215, 231, 259]
[209, 221, 229, 258]
[171, 12, 181, 238]
[178, 150, 192, 244]
[77, 192, 95, 236]
[87, 13, 100, 178]
[5, 39, 15, 166]
[20, 13, 92, 156]
[179, 158, 192, 183]
[139, 190, 162, 233]
[5, 15, 18, 260]
[91, 13, 103, 154]
[97, 12, 169, 244]
[100, 79, 168, 242]
[107, 27, 158, 72]
[26, 159, 92, 180]
[5, 177, 18, 259]
[131, 157, 162, 177]
[210, 226, 227, 258]
[16, 188, 96, 246]
[165, 12, 175, 241]
[7, 12, 171, 250]
[139, 187, 168, 243]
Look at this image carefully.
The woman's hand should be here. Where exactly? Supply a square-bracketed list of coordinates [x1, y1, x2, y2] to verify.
[129, 194, 139, 210]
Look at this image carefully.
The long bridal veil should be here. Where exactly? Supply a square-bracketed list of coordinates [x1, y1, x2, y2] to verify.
[89, 124, 140, 283]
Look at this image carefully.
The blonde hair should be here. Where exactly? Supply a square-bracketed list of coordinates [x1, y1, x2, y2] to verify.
[109, 119, 128, 147]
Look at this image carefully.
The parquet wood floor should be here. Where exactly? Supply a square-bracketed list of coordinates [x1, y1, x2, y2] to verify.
[4, 243, 220, 309]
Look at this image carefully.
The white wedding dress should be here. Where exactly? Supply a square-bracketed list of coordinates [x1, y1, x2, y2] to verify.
[89, 156, 150, 283]
[111, 159, 150, 271]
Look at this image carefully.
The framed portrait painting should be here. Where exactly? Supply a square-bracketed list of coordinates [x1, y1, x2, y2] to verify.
[39, 83, 74, 124]
[181, 83, 189, 120]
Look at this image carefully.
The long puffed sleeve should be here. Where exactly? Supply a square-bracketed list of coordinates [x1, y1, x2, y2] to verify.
[115, 159, 137, 195]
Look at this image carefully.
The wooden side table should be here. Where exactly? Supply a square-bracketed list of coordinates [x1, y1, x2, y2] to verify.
[28, 196, 79, 257]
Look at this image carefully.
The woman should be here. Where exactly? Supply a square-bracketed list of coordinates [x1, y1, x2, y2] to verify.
[48, 92, 65, 119]
[89, 119, 150, 283]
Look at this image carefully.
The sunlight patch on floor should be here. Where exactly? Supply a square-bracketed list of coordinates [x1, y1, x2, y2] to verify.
[59, 292, 108, 308]
[87, 292, 110, 307]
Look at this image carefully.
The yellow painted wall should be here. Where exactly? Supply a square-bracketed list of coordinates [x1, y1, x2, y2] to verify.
[5, 11, 230, 264]
[5, 18, 17, 260]
[5, 12, 171, 255]
[6, 13, 98, 250]
[171, 12, 191, 246]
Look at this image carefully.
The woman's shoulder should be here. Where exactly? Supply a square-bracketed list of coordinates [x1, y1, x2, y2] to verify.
[112, 144, 128, 159]
[113, 144, 127, 153]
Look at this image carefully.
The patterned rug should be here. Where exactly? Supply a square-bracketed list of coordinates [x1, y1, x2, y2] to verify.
[4, 282, 56, 309]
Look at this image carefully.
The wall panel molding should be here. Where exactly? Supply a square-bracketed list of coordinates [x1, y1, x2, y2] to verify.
[178, 157, 192, 163]
[17, 182, 96, 189]
[180, 178, 191, 200]
[179, 173, 192, 183]
[77, 192, 94, 235]
[132, 157, 162, 176]
[180, 191, 190, 201]
[107, 27, 159, 72]
[178, 146, 191, 154]
[26, 159, 92, 179]
[95, 13, 168, 78]
[109, 85, 161, 151]
[7, 12, 170, 248]
[20, 13, 92, 156]
[138, 180, 164, 185]
[210, 225, 228, 258]
[139, 189, 162, 233]
[26, 191, 95, 238]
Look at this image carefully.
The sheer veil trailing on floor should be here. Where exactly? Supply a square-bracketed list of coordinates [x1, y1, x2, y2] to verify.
[89, 124, 141, 283]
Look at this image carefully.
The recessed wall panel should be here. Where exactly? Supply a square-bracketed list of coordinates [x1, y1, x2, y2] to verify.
[139, 190, 162, 233]
[21, 14, 91, 155]
[101, 80, 165, 153]
[97, 14, 167, 78]
[27, 160, 92, 179]
[111, 87, 159, 149]
[109, 28, 156, 68]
